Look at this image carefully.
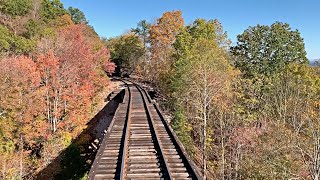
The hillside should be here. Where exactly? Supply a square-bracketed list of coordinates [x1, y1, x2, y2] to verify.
[310, 59, 320, 66]
[0, 0, 115, 179]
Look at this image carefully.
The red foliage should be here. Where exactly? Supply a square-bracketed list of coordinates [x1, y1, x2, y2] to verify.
[104, 61, 116, 75]
[0, 18, 113, 180]
[35, 24, 113, 134]
[230, 123, 266, 147]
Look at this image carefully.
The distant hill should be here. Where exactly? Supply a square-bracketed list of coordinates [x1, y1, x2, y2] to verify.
[310, 59, 320, 66]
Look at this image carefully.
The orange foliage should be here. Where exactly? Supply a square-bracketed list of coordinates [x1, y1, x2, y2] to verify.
[0, 56, 45, 144]
[148, 11, 184, 80]
[0, 7, 113, 179]
[36, 24, 113, 134]
[149, 10, 184, 47]
[0, 24, 113, 146]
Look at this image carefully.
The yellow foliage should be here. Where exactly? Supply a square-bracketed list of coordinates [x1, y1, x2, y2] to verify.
[51, 14, 74, 28]
[59, 131, 72, 148]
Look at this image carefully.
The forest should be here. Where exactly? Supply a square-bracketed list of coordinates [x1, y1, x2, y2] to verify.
[1, 0, 320, 179]
[107, 11, 320, 180]
[0, 0, 115, 179]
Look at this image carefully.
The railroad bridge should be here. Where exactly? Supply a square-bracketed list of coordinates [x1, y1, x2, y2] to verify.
[89, 81, 202, 180]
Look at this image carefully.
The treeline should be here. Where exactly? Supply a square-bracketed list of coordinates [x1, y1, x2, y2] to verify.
[107, 11, 320, 179]
[0, 0, 114, 179]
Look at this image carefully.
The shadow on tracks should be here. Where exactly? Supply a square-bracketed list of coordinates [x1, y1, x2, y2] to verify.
[35, 89, 125, 180]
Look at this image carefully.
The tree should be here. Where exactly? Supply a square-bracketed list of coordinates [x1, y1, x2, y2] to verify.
[0, 0, 112, 178]
[67, 7, 87, 24]
[230, 22, 319, 179]
[174, 19, 230, 57]
[230, 23, 310, 158]
[148, 10, 184, 82]
[132, 20, 150, 48]
[35, 51, 59, 133]
[0, 55, 42, 178]
[171, 19, 237, 179]
[236, 64, 320, 179]
[50, 14, 74, 28]
[0, 0, 32, 16]
[40, 0, 67, 22]
[149, 11, 184, 48]
[188, 41, 234, 180]
[130, 20, 151, 76]
[105, 33, 144, 75]
[274, 64, 320, 179]
[37, 24, 112, 134]
[23, 19, 40, 38]
[231, 22, 308, 78]
[0, 25, 35, 55]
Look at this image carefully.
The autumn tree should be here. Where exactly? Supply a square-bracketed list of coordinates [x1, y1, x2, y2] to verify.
[148, 10, 184, 82]
[170, 19, 237, 179]
[0, 56, 43, 178]
[235, 64, 320, 179]
[37, 24, 111, 133]
[273, 64, 320, 179]
[230, 22, 309, 128]
[0, 1, 112, 179]
[105, 33, 144, 75]
[231, 21, 320, 179]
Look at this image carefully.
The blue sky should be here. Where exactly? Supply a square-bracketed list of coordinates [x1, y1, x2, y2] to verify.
[61, 0, 319, 59]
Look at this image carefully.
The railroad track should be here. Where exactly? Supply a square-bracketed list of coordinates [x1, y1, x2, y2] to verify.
[89, 80, 202, 180]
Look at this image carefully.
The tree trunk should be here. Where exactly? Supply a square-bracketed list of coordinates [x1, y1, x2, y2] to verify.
[19, 135, 23, 178]
[45, 77, 52, 131]
[220, 113, 225, 180]
[203, 110, 207, 180]
[53, 89, 59, 133]
[202, 71, 207, 180]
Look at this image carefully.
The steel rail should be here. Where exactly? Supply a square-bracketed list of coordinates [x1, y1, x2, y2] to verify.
[88, 87, 128, 179]
[119, 84, 132, 179]
[135, 84, 173, 179]
[136, 81, 203, 180]
[89, 79, 203, 179]
[153, 97, 203, 179]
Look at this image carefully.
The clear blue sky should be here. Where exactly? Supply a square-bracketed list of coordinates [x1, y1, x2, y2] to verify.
[61, 0, 319, 59]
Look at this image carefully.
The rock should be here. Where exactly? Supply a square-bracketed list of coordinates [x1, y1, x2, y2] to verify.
[91, 142, 97, 149]
[86, 159, 92, 164]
